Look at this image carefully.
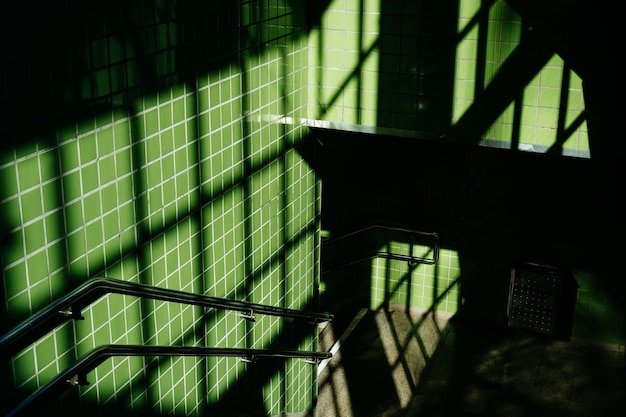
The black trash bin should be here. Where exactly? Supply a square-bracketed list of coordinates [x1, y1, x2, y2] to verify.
[507, 260, 579, 340]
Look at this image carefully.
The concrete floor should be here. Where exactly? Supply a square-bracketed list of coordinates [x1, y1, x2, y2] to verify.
[314, 307, 626, 417]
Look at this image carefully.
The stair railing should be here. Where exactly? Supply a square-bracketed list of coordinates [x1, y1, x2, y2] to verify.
[0, 277, 333, 359]
[7, 344, 332, 417]
[321, 225, 439, 274]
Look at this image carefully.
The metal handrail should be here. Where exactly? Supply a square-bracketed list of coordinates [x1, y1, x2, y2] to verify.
[0, 277, 334, 358]
[321, 251, 438, 274]
[7, 344, 332, 417]
[322, 224, 438, 246]
[321, 225, 439, 274]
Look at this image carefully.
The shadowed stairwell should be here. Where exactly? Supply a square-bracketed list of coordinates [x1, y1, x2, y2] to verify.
[313, 307, 626, 417]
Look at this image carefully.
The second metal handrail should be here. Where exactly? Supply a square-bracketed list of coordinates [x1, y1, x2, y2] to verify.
[0, 277, 334, 358]
[321, 225, 439, 274]
[7, 344, 332, 417]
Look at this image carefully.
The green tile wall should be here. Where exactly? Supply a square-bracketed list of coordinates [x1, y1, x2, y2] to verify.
[1, 1, 318, 416]
[369, 248, 460, 315]
[2, 1, 622, 415]
[322, 228, 461, 315]
[308, 0, 589, 156]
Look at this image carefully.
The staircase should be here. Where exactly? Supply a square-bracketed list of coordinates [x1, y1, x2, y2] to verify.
[314, 306, 453, 417]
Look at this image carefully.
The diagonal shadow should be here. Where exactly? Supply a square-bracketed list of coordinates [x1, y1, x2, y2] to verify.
[446, 25, 555, 143]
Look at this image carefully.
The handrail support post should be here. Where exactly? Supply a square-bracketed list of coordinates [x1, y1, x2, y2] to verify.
[66, 373, 89, 387]
[58, 306, 84, 321]
[240, 309, 256, 322]
[241, 355, 257, 364]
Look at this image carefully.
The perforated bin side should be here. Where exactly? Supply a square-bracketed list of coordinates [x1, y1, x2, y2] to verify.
[507, 263, 565, 335]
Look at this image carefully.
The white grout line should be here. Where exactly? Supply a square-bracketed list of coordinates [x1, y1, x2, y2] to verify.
[317, 308, 369, 376]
